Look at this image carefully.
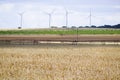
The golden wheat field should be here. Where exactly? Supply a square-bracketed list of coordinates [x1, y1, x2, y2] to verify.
[0, 45, 120, 80]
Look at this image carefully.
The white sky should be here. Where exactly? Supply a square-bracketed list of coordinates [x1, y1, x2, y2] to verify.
[0, 0, 120, 29]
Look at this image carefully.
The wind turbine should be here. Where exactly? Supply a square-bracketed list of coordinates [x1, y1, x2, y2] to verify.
[18, 11, 25, 29]
[41, 9, 55, 28]
[89, 9, 92, 27]
[64, 7, 69, 28]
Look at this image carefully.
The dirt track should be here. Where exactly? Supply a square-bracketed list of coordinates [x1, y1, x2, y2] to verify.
[0, 35, 120, 42]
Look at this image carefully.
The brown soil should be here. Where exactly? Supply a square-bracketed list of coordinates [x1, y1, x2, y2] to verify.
[0, 35, 120, 42]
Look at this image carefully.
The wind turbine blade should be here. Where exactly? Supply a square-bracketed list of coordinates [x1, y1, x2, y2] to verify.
[51, 8, 56, 14]
[18, 11, 26, 15]
[42, 11, 49, 15]
[64, 7, 69, 14]
[39, 9, 49, 15]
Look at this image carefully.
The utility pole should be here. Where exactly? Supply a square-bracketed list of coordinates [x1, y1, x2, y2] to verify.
[76, 27, 78, 42]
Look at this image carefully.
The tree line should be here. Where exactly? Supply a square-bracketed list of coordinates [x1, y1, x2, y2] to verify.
[79, 24, 120, 28]
[51, 24, 120, 29]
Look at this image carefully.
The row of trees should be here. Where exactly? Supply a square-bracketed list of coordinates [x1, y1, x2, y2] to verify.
[97, 24, 120, 28]
[18, 24, 120, 29]
[56, 24, 120, 29]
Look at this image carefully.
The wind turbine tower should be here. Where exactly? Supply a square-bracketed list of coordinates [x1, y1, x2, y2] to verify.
[64, 8, 69, 28]
[18, 12, 25, 28]
[89, 9, 92, 27]
[41, 9, 55, 28]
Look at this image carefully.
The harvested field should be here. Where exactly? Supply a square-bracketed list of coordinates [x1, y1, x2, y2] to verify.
[0, 45, 120, 80]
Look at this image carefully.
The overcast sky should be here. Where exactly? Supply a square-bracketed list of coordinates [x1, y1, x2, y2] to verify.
[0, 0, 120, 29]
